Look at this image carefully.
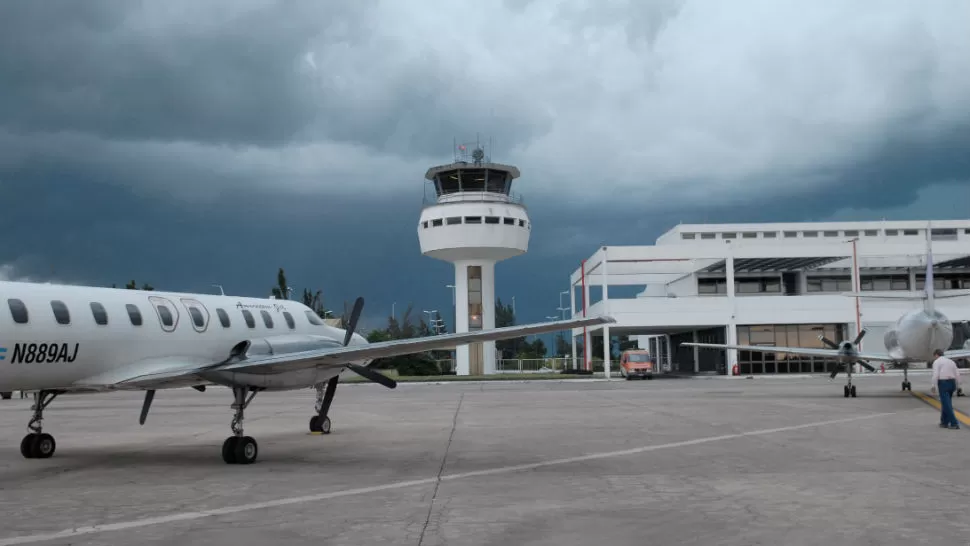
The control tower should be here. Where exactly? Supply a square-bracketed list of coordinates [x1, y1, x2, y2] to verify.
[417, 139, 531, 375]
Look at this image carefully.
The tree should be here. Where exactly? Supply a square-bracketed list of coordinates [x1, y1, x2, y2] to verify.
[366, 302, 441, 375]
[271, 268, 289, 299]
[114, 280, 153, 290]
[495, 298, 528, 358]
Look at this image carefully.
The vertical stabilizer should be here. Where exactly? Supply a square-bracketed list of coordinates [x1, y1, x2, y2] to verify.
[924, 221, 935, 313]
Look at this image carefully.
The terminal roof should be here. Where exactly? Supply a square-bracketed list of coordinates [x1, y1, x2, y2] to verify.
[699, 256, 847, 274]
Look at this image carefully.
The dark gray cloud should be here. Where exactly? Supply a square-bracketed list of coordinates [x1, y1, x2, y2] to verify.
[2, 0, 970, 330]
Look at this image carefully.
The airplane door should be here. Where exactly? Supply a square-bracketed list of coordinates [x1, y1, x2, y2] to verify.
[148, 296, 180, 333]
[180, 298, 210, 333]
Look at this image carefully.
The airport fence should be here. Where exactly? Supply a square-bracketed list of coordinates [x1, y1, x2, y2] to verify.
[433, 358, 576, 374]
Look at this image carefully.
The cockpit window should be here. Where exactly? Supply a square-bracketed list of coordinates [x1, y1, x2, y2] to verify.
[305, 310, 324, 326]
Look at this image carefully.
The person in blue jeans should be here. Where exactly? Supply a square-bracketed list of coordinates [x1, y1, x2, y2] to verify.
[930, 349, 961, 429]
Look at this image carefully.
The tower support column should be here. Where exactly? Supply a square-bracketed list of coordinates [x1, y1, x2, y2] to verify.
[453, 260, 497, 376]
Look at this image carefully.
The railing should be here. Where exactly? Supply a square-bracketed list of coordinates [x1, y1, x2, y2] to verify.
[422, 191, 526, 209]
[433, 358, 574, 374]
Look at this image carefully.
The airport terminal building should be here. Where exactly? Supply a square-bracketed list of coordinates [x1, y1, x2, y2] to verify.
[568, 220, 970, 375]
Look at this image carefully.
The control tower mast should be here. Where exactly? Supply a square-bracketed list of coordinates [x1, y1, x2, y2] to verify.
[417, 137, 531, 375]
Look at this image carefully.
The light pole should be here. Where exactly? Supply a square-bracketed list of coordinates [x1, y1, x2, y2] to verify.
[559, 290, 569, 316]
[423, 310, 438, 332]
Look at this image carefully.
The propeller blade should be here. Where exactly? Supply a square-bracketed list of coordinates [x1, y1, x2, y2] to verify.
[829, 363, 844, 379]
[818, 335, 839, 349]
[347, 364, 397, 389]
[852, 328, 867, 346]
[856, 360, 875, 372]
[343, 297, 365, 347]
[139, 389, 156, 425]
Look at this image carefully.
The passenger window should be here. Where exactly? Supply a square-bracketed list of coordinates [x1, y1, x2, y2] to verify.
[305, 310, 324, 325]
[7, 298, 28, 324]
[126, 304, 143, 326]
[241, 309, 255, 328]
[157, 305, 174, 327]
[90, 302, 108, 325]
[260, 310, 274, 328]
[51, 300, 71, 325]
[283, 311, 295, 329]
[188, 307, 205, 328]
[216, 308, 231, 327]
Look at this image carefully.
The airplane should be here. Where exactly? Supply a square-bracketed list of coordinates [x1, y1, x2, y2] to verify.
[0, 279, 614, 464]
[685, 226, 970, 398]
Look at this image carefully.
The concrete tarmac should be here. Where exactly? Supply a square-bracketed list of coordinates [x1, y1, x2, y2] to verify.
[0, 375, 968, 546]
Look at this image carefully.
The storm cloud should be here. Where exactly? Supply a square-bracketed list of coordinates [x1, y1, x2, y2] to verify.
[1, 0, 969, 326]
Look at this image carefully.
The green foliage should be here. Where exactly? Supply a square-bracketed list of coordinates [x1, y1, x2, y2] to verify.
[495, 298, 547, 358]
[113, 280, 154, 290]
[271, 267, 289, 300]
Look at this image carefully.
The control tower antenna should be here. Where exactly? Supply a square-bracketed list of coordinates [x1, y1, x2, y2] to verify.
[417, 135, 530, 376]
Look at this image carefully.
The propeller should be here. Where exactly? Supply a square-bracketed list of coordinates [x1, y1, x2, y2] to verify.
[820, 329, 874, 378]
[340, 297, 397, 389]
[139, 389, 155, 425]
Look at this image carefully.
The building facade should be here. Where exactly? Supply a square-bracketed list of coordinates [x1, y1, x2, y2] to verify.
[568, 220, 970, 375]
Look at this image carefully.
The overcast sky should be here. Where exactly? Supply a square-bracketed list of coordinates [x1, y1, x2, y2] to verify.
[1, 0, 969, 331]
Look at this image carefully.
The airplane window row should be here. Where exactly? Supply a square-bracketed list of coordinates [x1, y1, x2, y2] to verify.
[5, 298, 323, 332]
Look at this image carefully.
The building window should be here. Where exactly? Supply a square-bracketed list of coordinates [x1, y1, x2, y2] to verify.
[885, 229, 898, 236]
[864, 230, 878, 236]
[422, 221, 428, 228]
[260, 310, 274, 328]
[432, 219, 443, 227]
[465, 216, 482, 224]
[8, 298, 28, 324]
[90, 302, 108, 325]
[861, 275, 909, 291]
[807, 276, 852, 292]
[504, 217, 515, 225]
[485, 216, 500, 224]
[803, 231, 818, 237]
[51, 300, 70, 325]
[467, 265, 483, 329]
[844, 230, 859, 237]
[446, 217, 461, 225]
[823, 231, 838, 237]
[126, 304, 143, 326]
[903, 229, 918, 236]
[741, 232, 757, 239]
[681, 233, 696, 240]
[518, 219, 526, 227]
[722, 232, 736, 239]
[216, 308, 231, 327]
[698, 278, 727, 294]
[763, 232, 777, 238]
[931, 228, 957, 241]
[783, 231, 798, 238]
[700, 233, 715, 239]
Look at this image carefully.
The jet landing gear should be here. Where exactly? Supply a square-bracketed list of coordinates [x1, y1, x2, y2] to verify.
[222, 387, 261, 465]
[21, 390, 60, 459]
[309, 377, 338, 434]
[902, 365, 912, 391]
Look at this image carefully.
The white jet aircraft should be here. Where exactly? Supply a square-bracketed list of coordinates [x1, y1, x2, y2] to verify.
[685, 228, 970, 398]
[0, 280, 613, 464]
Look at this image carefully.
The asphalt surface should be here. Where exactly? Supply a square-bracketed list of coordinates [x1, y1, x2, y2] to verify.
[0, 374, 968, 546]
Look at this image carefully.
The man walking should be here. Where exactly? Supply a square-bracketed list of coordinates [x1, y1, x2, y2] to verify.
[930, 349, 961, 429]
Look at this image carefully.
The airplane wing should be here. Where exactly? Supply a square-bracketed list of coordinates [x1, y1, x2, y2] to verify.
[89, 314, 614, 390]
[945, 348, 970, 360]
[682, 342, 908, 363]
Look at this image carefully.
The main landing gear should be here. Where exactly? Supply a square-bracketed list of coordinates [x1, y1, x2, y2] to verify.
[21, 390, 60, 459]
[309, 377, 338, 434]
[222, 386, 261, 465]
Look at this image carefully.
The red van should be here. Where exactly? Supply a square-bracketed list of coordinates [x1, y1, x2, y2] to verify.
[620, 350, 655, 380]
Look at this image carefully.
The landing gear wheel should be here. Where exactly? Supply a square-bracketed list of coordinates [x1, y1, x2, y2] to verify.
[309, 415, 332, 434]
[222, 437, 238, 464]
[20, 434, 35, 459]
[844, 385, 850, 398]
[850, 385, 857, 398]
[33, 433, 55, 458]
[233, 436, 258, 464]
[902, 381, 911, 391]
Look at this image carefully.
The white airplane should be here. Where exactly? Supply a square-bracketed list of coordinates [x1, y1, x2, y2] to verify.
[0, 280, 614, 463]
[685, 227, 970, 398]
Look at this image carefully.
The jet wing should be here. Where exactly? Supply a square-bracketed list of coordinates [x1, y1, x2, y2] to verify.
[85, 315, 614, 390]
[219, 315, 615, 375]
[945, 348, 970, 360]
[682, 342, 908, 363]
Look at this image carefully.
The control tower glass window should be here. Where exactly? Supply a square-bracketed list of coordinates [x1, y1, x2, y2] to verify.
[467, 266, 483, 330]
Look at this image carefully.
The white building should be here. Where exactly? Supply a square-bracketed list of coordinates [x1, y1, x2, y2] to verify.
[417, 142, 531, 375]
[568, 220, 970, 375]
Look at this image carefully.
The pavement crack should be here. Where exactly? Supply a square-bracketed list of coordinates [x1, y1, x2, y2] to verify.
[417, 391, 464, 546]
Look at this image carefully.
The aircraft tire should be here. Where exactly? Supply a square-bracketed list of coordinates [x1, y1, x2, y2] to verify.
[20, 434, 35, 459]
[33, 433, 55, 458]
[320, 417, 331, 434]
[222, 437, 238, 464]
[309, 416, 332, 434]
[309, 416, 319, 432]
[850, 385, 857, 398]
[234, 436, 258, 465]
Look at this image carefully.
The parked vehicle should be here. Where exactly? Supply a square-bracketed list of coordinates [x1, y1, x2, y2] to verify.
[620, 350, 655, 380]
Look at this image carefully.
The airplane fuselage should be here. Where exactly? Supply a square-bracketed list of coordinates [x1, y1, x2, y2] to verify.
[882, 308, 953, 364]
[0, 281, 369, 392]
